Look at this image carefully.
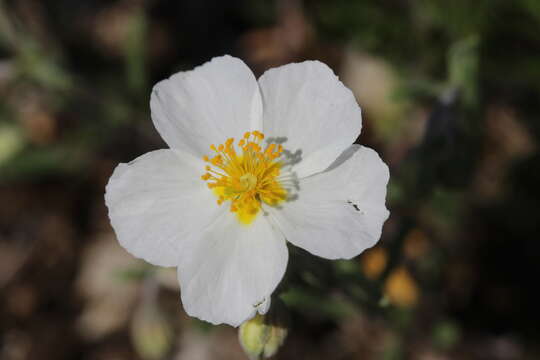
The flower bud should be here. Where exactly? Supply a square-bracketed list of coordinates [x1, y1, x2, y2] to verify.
[238, 313, 288, 360]
[131, 294, 173, 360]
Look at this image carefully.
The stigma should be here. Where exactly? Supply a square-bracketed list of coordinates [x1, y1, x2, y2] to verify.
[201, 131, 287, 224]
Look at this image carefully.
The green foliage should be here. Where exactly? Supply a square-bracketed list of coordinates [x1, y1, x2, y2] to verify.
[16, 40, 73, 91]
[432, 320, 461, 351]
[448, 35, 479, 107]
[280, 288, 357, 321]
[124, 9, 148, 95]
[114, 265, 155, 282]
[0, 145, 87, 182]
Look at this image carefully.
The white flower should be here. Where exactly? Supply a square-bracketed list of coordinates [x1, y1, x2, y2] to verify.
[105, 55, 390, 327]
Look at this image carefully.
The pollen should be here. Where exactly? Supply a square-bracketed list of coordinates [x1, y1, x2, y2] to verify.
[201, 131, 287, 225]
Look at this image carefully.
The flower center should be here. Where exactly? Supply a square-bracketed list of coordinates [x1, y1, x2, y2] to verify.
[201, 131, 287, 225]
[239, 173, 258, 191]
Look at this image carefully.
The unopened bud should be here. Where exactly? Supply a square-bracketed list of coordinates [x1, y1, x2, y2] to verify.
[238, 313, 288, 360]
[131, 282, 173, 360]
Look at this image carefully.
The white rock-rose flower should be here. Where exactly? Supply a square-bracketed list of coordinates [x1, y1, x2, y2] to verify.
[105, 55, 390, 327]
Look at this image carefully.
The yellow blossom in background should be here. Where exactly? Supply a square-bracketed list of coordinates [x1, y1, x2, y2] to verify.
[361, 246, 388, 280]
[384, 267, 419, 307]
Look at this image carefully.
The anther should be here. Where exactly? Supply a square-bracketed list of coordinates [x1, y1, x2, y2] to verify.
[266, 144, 275, 155]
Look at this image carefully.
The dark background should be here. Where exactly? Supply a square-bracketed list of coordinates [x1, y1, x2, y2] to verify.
[1, 0, 539, 359]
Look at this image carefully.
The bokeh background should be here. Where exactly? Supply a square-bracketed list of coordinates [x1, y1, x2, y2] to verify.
[1, 0, 540, 359]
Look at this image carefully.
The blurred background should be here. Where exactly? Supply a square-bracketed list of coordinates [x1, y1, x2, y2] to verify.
[1, 0, 540, 359]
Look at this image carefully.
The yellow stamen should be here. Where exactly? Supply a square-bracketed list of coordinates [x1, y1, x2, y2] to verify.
[201, 131, 287, 225]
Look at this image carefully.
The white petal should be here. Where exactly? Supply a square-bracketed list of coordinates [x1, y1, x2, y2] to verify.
[177, 213, 288, 327]
[256, 296, 271, 315]
[105, 149, 222, 267]
[258, 61, 362, 178]
[151, 55, 263, 157]
[269, 145, 389, 260]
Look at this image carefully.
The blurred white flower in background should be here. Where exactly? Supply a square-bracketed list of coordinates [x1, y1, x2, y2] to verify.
[105, 55, 390, 326]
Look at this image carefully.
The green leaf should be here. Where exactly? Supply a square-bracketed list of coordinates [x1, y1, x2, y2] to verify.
[448, 35, 480, 107]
